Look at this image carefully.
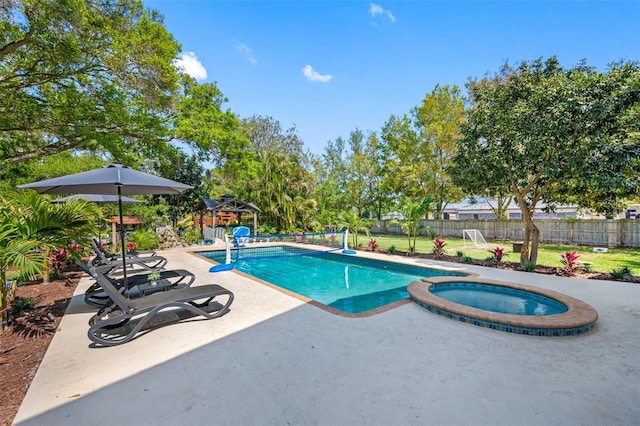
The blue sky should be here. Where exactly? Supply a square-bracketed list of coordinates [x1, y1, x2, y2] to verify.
[145, 0, 640, 155]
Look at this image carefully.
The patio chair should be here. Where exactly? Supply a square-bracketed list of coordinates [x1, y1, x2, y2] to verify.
[87, 266, 234, 346]
[90, 242, 168, 273]
[77, 261, 196, 308]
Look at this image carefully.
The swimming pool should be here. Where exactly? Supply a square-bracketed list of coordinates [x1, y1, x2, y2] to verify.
[198, 246, 467, 314]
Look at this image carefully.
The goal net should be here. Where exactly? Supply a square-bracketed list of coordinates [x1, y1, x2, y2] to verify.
[462, 229, 488, 248]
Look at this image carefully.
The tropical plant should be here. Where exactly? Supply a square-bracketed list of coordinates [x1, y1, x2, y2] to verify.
[128, 229, 159, 250]
[336, 209, 372, 248]
[560, 250, 581, 276]
[462, 256, 473, 264]
[610, 266, 632, 280]
[368, 238, 378, 251]
[10, 297, 35, 315]
[390, 197, 435, 255]
[488, 246, 506, 267]
[523, 261, 536, 272]
[433, 237, 447, 259]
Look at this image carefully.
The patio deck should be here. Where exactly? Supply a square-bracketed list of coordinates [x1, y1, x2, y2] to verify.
[13, 246, 640, 425]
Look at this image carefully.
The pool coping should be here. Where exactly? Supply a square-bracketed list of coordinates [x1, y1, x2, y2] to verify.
[408, 276, 599, 336]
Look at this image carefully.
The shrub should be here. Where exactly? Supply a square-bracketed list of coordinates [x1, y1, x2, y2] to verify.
[10, 297, 35, 315]
[388, 244, 396, 254]
[128, 229, 158, 250]
[368, 238, 378, 251]
[182, 228, 201, 244]
[523, 261, 536, 273]
[610, 266, 632, 280]
[488, 246, 506, 267]
[462, 256, 473, 264]
[433, 237, 447, 259]
[560, 250, 580, 276]
[50, 247, 70, 278]
[456, 250, 464, 257]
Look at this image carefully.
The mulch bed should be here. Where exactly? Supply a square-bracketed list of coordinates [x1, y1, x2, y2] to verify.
[0, 268, 82, 426]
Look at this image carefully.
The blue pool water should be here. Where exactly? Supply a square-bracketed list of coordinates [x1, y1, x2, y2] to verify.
[430, 282, 568, 315]
[199, 247, 466, 313]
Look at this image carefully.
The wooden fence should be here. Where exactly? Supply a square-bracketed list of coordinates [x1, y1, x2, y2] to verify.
[370, 219, 640, 248]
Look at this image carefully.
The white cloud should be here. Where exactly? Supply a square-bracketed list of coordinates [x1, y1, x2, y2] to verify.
[236, 43, 257, 64]
[369, 3, 396, 23]
[302, 65, 333, 83]
[173, 51, 208, 81]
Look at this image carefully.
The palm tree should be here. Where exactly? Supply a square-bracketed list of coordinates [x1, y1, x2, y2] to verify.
[391, 196, 436, 255]
[337, 208, 373, 248]
[0, 192, 100, 314]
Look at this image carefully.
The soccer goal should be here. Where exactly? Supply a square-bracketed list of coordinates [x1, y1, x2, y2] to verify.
[463, 229, 488, 248]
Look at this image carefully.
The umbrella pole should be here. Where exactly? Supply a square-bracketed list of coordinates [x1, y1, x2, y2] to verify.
[117, 187, 129, 297]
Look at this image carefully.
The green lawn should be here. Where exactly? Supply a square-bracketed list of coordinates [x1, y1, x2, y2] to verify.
[359, 233, 639, 275]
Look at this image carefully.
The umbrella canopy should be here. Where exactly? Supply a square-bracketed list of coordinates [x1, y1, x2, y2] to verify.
[19, 163, 192, 195]
[50, 194, 141, 204]
[19, 163, 193, 294]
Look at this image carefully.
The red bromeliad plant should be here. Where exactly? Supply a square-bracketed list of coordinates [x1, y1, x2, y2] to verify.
[126, 241, 136, 252]
[433, 237, 447, 259]
[560, 250, 580, 276]
[488, 246, 506, 267]
[368, 238, 378, 251]
[50, 246, 70, 279]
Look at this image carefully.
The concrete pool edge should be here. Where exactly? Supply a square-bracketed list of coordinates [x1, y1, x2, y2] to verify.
[408, 276, 599, 337]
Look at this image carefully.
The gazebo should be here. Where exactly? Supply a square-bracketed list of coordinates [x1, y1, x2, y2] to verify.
[196, 194, 260, 239]
[109, 216, 143, 247]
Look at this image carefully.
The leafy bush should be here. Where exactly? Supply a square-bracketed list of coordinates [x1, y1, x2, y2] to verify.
[368, 238, 378, 251]
[610, 266, 632, 280]
[560, 250, 580, 276]
[488, 246, 506, 267]
[433, 237, 447, 259]
[462, 256, 473, 264]
[50, 247, 70, 278]
[10, 297, 35, 315]
[523, 261, 536, 272]
[456, 250, 464, 257]
[128, 229, 158, 250]
[388, 244, 396, 254]
[182, 228, 201, 244]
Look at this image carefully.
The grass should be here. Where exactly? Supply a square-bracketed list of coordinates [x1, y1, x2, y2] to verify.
[362, 233, 640, 275]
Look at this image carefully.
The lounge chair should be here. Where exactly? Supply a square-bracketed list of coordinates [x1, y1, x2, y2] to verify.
[86, 267, 234, 346]
[77, 261, 196, 308]
[90, 242, 168, 273]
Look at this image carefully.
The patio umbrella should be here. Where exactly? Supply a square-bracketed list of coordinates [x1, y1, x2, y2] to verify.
[18, 163, 193, 294]
[50, 194, 141, 204]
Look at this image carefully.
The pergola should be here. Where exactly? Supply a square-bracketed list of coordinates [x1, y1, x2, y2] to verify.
[196, 194, 260, 237]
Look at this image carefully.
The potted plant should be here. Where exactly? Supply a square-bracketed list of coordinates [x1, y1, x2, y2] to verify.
[147, 271, 161, 286]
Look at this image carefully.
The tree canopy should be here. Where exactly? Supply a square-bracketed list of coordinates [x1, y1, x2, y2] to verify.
[0, 0, 242, 171]
[451, 57, 640, 264]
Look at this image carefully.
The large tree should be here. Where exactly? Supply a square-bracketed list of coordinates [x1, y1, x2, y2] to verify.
[0, 0, 242, 170]
[451, 57, 640, 265]
[379, 85, 465, 216]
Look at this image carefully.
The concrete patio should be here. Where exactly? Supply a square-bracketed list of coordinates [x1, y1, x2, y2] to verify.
[13, 247, 640, 425]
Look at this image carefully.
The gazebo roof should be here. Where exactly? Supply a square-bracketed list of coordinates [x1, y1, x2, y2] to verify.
[109, 216, 143, 225]
[197, 194, 260, 213]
